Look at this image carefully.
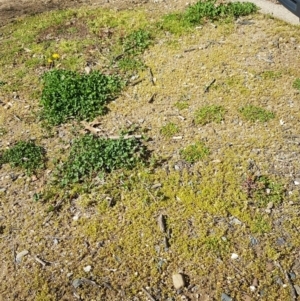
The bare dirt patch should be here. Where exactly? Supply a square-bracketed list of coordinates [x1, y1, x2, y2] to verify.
[0, 0, 197, 27]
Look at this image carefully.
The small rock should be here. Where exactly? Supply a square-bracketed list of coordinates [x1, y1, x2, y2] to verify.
[249, 285, 256, 292]
[221, 293, 232, 301]
[267, 202, 273, 209]
[0, 188, 7, 193]
[85, 66, 91, 74]
[252, 278, 258, 287]
[72, 278, 83, 289]
[231, 253, 239, 260]
[294, 285, 300, 295]
[276, 276, 283, 285]
[250, 237, 259, 246]
[294, 179, 300, 185]
[289, 272, 296, 280]
[16, 250, 29, 263]
[73, 214, 79, 221]
[229, 217, 242, 225]
[266, 262, 274, 271]
[276, 237, 286, 246]
[83, 265, 92, 272]
[172, 273, 185, 289]
[242, 295, 252, 301]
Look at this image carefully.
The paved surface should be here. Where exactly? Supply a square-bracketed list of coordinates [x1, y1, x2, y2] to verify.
[234, 0, 300, 25]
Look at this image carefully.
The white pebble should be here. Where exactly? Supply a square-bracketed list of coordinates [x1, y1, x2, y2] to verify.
[16, 250, 29, 263]
[83, 265, 92, 272]
[231, 253, 239, 260]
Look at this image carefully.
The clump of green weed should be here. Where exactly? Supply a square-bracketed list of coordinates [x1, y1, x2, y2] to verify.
[242, 174, 285, 207]
[292, 78, 300, 90]
[158, 1, 257, 34]
[158, 13, 191, 35]
[194, 105, 225, 125]
[184, 0, 258, 25]
[180, 141, 209, 163]
[117, 57, 145, 71]
[260, 70, 281, 80]
[116, 29, 151, 71]
[251, 214, 271, 234]
[0, 141, 45, 174]
[160, 122, 180, 138]
[57, 135, 148, 185]
[174, 101, 189, 110]
[40, 69, 123, 125]
[0, 127, 7, 136]
[239, 105, 275, 122]
[122, 29, 152, 54]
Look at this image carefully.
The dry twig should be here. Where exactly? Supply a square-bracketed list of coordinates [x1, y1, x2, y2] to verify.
[274, 261, 296, 301]
[142, 287, 156, 301]
[204, 78, 216, 93]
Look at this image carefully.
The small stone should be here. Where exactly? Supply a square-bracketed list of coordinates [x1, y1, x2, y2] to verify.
[276, 276, 283, 285]
[250, 237, 259, 246]
[266, 262, 274, 271]
[242, 294, 252, 301]
[67, 272, 73, 278]
[267, 202, 273, 209]
[230, 217, 242, 225]
[83, 265, 92, 272]
[252, 278, 258, 287]
[85, 66, 91, 74]
[294, 285, 300, 295]
[294, 179, 300, 185]
[72, 278, 83, 289]
[221, 293, 232, 301]
[289, 272, 296, 280]
[16, 250, 29, 263]
[231, 253, 239, 260]
[73, 214, 79, 221]
[250, 285, 256, 292]
[172, 273, 185, 289]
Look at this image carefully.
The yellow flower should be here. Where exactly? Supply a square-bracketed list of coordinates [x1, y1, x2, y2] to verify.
[47, 58, 53, 63]
[52, 53, 60, 59]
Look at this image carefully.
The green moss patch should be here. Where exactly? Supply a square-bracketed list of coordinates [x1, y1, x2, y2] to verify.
[239, 105, 275, 122]
[194, 105, 225, 125]
[180, 141, 210, 163]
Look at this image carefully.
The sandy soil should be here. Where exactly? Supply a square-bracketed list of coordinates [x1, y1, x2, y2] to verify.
[0, 0, 199, 27]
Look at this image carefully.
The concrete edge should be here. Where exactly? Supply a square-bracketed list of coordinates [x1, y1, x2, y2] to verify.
[232, 0, 300, 25]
